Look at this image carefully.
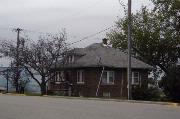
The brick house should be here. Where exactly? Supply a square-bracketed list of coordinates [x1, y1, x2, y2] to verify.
[48, 39, 152, 98]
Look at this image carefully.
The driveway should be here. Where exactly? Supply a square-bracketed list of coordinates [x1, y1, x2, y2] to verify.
[0, 95, 179, 119]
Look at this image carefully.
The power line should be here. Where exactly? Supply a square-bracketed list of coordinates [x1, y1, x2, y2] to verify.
[0, 25, 60, 36]
[0, 0, 126, 37]
[0, 25, 116, 47]
[68, 25, 115, 46]
[22, 28, 57, 36]
[0, 0, 126, 43]
[0, 26, 15, 31]
[0, 26, 62, 38]
[4, 25, 116, 48]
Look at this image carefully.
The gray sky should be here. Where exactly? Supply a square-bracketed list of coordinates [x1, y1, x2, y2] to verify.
[0, 0, 152, 66]
[0, 0, 152, 45]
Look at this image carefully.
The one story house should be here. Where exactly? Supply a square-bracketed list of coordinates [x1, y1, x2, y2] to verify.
[48, 39, 152, 98]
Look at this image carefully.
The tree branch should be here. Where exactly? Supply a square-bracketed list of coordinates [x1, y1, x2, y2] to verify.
[24, 66, 41, 86]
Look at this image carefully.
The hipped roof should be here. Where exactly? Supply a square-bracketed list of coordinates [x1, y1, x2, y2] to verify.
[60, 43, 153, 69]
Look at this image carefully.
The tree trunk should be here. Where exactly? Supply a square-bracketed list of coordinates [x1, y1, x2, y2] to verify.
[15, 82, 19, 93]
[40, 80, 46, 95]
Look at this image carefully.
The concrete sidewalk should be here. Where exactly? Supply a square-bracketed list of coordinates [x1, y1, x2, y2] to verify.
[45, 95, 180, 107]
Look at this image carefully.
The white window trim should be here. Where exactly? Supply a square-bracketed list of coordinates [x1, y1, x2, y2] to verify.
[71, 55, 74, 63]
[132, 72, 140, 85]
[60, 71, 65, 81]
[68, 55, 74, 63]
[102, 71, 114, 85]
[54, 71, 65, 82]
[77, 70, 84, 84]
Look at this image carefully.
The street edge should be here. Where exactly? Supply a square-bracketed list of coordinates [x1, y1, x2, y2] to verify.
[44, 95, 180, 107]
[1, 93, 179, 107]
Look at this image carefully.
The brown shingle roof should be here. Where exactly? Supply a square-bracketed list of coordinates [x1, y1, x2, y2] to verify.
[62, 43, 152, 69]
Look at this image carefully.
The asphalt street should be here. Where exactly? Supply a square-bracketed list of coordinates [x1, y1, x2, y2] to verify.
[0, 95, 179, 119]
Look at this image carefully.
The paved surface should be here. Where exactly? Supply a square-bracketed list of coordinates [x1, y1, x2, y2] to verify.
[0, 95, 180, 119]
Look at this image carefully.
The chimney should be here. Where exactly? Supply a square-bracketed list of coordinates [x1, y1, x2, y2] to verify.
[102, 38, 108, 45]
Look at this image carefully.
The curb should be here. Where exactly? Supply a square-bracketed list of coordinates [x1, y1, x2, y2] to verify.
[44, 95, 180, 107]
[3, 93, 26, 96]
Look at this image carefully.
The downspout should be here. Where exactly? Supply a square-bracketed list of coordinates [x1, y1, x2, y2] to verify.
[96, 66, 105, 97]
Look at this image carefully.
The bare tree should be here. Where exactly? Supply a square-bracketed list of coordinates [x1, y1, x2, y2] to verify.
[0, 31, 68, 95]
[22, 32, 68, 95]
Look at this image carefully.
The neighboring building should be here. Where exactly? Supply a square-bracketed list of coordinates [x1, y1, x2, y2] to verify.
[0, 56, 41, 93]
[0, 67, 40, 93]
[48, 39, 152, 98]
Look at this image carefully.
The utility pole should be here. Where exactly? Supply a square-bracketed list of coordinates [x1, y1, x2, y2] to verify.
[14, 28, 22, 93]
[127, 0, 132, 100]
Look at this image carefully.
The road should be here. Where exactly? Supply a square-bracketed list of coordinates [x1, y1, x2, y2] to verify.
[0, 95, 179, 119]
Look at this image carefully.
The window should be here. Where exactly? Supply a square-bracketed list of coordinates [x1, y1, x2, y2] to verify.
[60, 71, 65, 81]
[77, 70, 84, 84]
[54, 72, 58, 82]
[102, 71, 114, 84]
[103, 92, 111, 98]
[68, 55, 74, 63]
[54, 71, 65, 83]
[132, 72, 139, 85]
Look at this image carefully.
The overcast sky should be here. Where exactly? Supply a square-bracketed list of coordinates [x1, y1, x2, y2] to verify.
[0, 0, 152, 66]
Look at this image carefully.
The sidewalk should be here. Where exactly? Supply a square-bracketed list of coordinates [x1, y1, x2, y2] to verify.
[45, 95, 180, 107]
